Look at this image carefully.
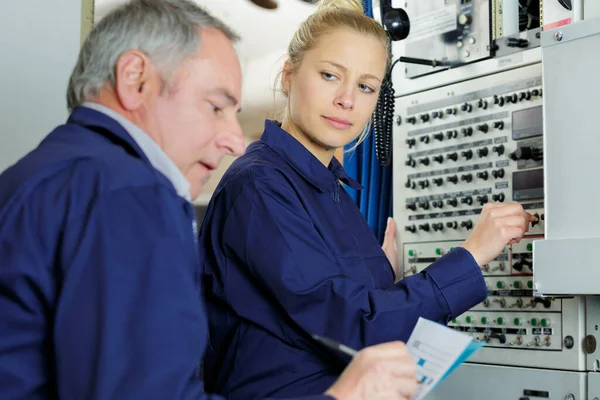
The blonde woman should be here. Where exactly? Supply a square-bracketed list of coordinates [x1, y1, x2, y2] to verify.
[199, 0, 535, 398]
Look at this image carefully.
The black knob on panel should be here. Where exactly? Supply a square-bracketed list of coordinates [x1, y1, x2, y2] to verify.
[405, 225, 416, 233]
[447, 198, 458, 207]
[492, 193, 506, 202]
[418, 180, 429, 189]
[446, 130, 458, 139]
[477, 147, 489, 157]
[446, 221, 458, 229]
[433, 155, 444, 164]
[493, 95, 505, 106]
[405, 157, 416, 168]
[513, 261, 524, 271]
[476, 171, 489, 180]
[447, 152, 458, 162]
[461, 127, 473, 137]
[532, 89, 540, 96]
[406, 138, 416, 148]
[432, 200, 444, 208]
[461, 173, 473, 183]
[420, 113, 430, 122]
[445, 107, 457, 115]
[406, 203, 417, 211]
[447, 175, 458, 184]
[491, 168, 505, 179]
[461, 103, 473, 112]
[492, 144, 505, 155]
[477, 124, 489, 133]
[419, 223, 430, 232]
[432, 223, 444, 232]
[493, 121, 504, 130]
[461, 220, 474, 230]
[419, 157, 430, 166]
[477, 195, 489, 206]
[432, 111, 443, 119]
[405, 178, 416, 189]
[505, 93, 517, 103]
[477, 99, 488, 109]
[510, 147, 543, 161]
[433, 178, 444, 186]
[419, 201, 430, 210]
[420, 135, 430, 144]
[461, 150, 473, 160]
[461, 196, 473, 205]
[406, 116, 417, 124]
[433, 132, 444, 141]
[519, 92, 528, 101]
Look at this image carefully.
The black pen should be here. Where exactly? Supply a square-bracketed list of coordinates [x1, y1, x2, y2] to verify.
[312, 334, 358, 357]
[313, 334, 423, 385]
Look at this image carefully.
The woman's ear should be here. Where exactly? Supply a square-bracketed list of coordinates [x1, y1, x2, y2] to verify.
[281, 60, 292, 95]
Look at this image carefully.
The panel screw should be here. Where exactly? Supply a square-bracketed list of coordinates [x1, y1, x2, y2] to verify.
[554, 31, 563, 41]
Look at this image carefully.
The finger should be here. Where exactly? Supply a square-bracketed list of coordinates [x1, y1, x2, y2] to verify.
[364, 342, 410, 359]
[387, 218, 396, 237]
[495, 215, 530, 230]
[500, 226, 528, 244]
[483, 203, 526, 218]
[528, 212, 538, 222]
[394, 378, 419, 398]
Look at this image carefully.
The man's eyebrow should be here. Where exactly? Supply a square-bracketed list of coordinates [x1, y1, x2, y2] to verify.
[320, 60, 382, 83]
[211, 89, 241, 112]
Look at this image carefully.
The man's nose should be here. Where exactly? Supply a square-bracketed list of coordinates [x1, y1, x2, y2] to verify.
[217, 121, 245, 156]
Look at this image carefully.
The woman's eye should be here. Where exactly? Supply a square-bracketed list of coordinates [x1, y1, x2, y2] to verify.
[321, 72, 336, 81]
[359, 84, 375, 94]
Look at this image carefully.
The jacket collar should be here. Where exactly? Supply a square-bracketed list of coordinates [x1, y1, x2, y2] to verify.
[260, 120, 363, 192]
[67, 106, 191, 200]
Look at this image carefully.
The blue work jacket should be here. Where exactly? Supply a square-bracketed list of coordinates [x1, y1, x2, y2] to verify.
[0, 109, 328, 400]
[200, 120, 488, 399]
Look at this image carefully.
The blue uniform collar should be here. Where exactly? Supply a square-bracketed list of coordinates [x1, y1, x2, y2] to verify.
[260, 120, 363, 192]
[67, 106, 191, 201]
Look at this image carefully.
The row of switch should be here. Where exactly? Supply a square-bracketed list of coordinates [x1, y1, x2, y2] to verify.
[405, 220, 473, 233]
[404, 88, 542, 125]
[405, 170, 506, 190]
[454, 315, 550, 327]
[406, 193, 506, 212]
[406, 121, 505, 148]
[405, 146, 506, 168]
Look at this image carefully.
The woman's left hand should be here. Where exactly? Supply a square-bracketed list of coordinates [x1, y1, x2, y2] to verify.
[381, 217, 399, 280]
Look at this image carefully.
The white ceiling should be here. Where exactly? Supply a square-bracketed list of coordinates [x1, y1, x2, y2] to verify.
[94, 0, 318, 135]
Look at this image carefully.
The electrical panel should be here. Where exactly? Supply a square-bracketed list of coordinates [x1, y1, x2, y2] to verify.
[392, 63, 587, 372]
[385, 0, 600, 397]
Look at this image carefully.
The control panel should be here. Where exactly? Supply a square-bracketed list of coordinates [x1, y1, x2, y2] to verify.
[393, 63, 586, 371]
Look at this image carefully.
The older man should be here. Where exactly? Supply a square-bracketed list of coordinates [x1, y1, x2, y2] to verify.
[0, 1, 417, 399]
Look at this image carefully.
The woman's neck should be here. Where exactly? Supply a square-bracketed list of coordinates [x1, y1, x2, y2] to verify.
[281, 117, 335, 167]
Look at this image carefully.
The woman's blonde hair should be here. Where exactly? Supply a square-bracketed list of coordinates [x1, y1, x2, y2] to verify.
[277, 0, 390, 148]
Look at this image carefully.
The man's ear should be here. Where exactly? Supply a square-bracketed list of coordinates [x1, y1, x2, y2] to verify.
[114, 50, 156, 111]
[281, 60, 293, 95]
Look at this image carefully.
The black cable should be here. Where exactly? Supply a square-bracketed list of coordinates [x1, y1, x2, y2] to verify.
[373, 56, 402, 166]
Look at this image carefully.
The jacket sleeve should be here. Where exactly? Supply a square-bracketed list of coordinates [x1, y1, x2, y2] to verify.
[52, 186, 212, 400]
[220, 173, 487, 349]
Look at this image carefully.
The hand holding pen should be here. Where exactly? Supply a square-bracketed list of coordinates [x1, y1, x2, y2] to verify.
[313, 335, 418, 400]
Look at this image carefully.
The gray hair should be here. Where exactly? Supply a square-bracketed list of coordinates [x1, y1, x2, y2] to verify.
[66, 0, 239, 111]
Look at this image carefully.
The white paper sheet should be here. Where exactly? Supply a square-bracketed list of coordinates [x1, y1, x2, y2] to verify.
[407, 317, 485, 400]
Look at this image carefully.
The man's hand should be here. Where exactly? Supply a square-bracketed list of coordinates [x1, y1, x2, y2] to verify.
[461, 203, 537, 266]
[324, 341, 418, 400]
[382, 218, 399, 279]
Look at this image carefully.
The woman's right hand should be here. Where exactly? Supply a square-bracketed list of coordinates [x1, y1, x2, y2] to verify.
[461, 203, 537, 267]
[324, 341, 418, 400]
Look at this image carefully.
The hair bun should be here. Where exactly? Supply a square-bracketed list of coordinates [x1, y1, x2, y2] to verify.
[317, 0, 364, 13]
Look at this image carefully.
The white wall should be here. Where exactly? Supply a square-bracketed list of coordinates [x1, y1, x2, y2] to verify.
[0, 0, 82, 172]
